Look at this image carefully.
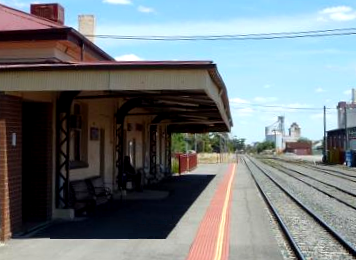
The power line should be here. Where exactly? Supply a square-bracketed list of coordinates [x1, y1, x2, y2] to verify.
[87, 27, 356, 41]
[233, 108, 336, 115]
[231, 103, 335, 110]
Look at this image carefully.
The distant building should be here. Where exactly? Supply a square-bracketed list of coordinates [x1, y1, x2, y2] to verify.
[285, 142, 312, 155]
[337, 102, 356, 129]
[327, 88, 356, 153]
[289, 122, 301, 139]
[265, 116, 284, 152]
[265, 116, 302, 152]
[265, 130, 283, 151]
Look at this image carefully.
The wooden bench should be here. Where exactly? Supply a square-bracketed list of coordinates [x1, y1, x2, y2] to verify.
[86, 176, 112, 205]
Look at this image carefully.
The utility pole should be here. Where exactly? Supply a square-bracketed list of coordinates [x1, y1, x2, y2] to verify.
[273, 129, 277, 153]
[185, 133, 189, 171]
[194, 133, 197, 152]
[219, 134, 222, 163]
[345, 106, 349, 151]
[323, 106, 327, 160]
[185, 133, 189, 154]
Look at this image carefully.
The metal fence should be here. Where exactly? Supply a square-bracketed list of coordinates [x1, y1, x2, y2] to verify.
[177, 153, 198, 174]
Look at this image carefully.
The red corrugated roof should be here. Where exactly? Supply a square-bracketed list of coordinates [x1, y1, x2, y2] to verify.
[0, 60, 215, 68]
[0, 4, 65, 31]
[72, 60, 214, 66]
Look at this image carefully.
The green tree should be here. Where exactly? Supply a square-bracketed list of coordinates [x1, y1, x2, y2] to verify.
[171, 133, 186, 153]
[298, 137, 311, 143]
[230, 138, 246, 152]
[209, 133, 221, 152]
[245, 144, 257, 154]
[256, 141, 275, 154]
[197, 133, 213, 153]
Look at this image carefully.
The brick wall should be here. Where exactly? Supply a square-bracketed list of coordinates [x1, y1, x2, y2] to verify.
[0, 95, 22, 241]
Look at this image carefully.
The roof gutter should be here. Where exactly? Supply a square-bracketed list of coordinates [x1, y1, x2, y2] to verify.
[208, 66, 233, 127]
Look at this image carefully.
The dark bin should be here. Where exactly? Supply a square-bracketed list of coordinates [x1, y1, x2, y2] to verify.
[345, 150, 352, 167]
[352, 150, 356, 167]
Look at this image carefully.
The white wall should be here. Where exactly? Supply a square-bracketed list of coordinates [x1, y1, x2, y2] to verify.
[70, 99, 115, 189]
[266, 133, 283, 150]
[338, 108, 356, 129]
[125, 115, 147, 169]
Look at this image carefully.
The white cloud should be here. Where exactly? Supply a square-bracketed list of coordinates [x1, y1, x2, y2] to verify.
[319, 6, 356, 22]
[230, 97, 254, 117]
[233, 107, 254, 117]
[229, 97, 250, 104]
[253, 96, 278, 103]
[103, 0, 132, 5]
[315, 87, 326, 93]
[330, 12, 356, 21]
[263, 84, 271, 89]
[115, 54, 144, 61]
[320, 6, 352, 14]
[138, 5, 155, 13]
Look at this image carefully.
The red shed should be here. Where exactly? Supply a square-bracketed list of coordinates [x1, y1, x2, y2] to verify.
[285, 142, 312, 155]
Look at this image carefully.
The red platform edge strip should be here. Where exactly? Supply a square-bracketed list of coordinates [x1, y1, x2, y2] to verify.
[186, 164, 236, 260]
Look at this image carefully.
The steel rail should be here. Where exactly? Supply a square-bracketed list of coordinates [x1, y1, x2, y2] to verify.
[246, 155, 356, 257]
[272, 163, 356, 197]
[241, 157, 306, 260]
[270, 157, 356, 181]
[300, 164, 356, 181]
[263, 161, 356, 211]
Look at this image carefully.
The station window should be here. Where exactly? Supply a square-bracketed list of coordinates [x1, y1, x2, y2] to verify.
[70, 103, 88, 169]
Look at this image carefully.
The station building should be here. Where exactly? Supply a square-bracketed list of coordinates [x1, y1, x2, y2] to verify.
[0, 3, 232, 241]
[326, 91, 356, 164]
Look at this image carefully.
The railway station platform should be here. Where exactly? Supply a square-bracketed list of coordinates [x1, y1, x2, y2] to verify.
[230, 161, 284, 260]
[0, 163, 284, 260]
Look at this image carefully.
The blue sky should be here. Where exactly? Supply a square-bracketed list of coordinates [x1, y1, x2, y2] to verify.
[4, 0, 356, 143]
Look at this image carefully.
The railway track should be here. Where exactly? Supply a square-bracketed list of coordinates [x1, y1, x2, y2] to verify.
[264, 158, 356, 195]
[296, 163, 356, 182]
[261, 160, 356, 211]
[270, 157, 356, 182]
[242, 155, 356, 260]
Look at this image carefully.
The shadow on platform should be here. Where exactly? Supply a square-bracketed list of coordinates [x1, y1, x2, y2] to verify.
[28, 174, 215, 239]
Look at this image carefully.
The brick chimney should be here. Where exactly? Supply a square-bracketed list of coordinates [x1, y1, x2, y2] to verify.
[30, 3, 65, 25]
[78, 15, 96, 43]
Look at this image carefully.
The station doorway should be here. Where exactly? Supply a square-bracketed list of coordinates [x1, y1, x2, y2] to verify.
[22, 102, 53, 228]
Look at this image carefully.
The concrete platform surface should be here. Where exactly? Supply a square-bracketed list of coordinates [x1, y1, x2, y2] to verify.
[113, 189, 170, 201]
[230, 162, 284, 260]
[0, 163, 284, 260]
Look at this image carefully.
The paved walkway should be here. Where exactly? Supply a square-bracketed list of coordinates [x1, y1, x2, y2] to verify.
[0, 163, 283, 260]
[230, 161, 284, 260]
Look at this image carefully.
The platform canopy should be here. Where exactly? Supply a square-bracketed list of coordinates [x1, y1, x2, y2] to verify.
[0, 61, 232, 132]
